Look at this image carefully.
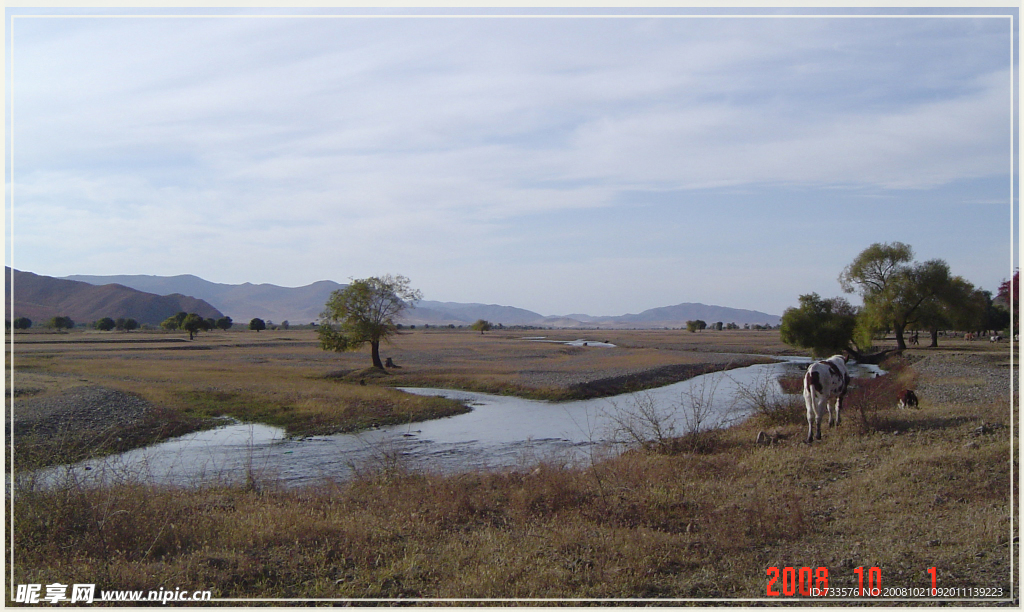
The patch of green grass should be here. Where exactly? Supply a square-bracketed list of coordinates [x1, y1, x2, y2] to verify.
[178, 387, 468, 438]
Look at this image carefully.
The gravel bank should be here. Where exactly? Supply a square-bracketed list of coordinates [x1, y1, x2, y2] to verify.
[8, 385, 204, 468]
[9, 385, 153, 438]
[910, 352, 1014, 406]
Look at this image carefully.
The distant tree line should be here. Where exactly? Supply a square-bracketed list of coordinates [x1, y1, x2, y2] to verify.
[780, 242, 1012, 357]
[160, 312, 233, 339]
[93, 317, 140, 332]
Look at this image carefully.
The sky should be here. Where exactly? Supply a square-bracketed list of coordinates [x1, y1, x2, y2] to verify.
[5, 6, 1018, 317]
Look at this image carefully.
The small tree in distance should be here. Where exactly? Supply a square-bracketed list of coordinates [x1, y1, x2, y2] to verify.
[46, 316, 74, 331]
[13, 317, 32, 330]
[94, 317, 116, 331]
[318, 274, 422, 370]
[471, 319, 492, 334]
[216, 316, 233, 331]
[249, 318, 266, 332]
[181, 314, 209, 340]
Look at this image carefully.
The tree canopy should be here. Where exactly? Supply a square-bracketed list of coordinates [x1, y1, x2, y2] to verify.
[249, 318, 266, 332]
[94, 317, 116, 331]
[839, 242, 964, 351]
[779, 293, 858, 357]
[471, 319, 492, 334]
[318, 274, 422, 369]
[181, 313, 210, 340]
[46, 316, 74, 330]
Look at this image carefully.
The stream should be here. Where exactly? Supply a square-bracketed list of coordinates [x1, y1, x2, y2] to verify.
[30, 356, 882, 488]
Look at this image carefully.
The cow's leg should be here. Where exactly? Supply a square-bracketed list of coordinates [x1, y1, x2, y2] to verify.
[804, 391, 815, 444]
[835, 395, 843, 427]
[815, 399, 824, 440]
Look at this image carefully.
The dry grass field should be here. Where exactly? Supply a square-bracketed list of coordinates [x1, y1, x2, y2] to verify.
[6, 327, 1018, 602]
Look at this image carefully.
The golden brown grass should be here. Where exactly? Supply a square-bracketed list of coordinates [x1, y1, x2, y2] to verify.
[8, 329, 1016, 601]
[12, 392, 1013, 600]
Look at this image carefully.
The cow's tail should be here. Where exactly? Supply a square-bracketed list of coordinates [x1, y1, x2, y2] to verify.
[804, 370, 819, 410]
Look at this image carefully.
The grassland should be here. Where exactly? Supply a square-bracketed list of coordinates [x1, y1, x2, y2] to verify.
[6, 327, 1017, 602]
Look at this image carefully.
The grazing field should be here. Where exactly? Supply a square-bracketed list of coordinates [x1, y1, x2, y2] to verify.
[7, 328, 778, 467]
[7, 328, 1017, 601]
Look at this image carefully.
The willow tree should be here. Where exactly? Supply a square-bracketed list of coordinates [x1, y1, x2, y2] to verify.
[840, 242, 960, 351]
[318, 274, 422, 370]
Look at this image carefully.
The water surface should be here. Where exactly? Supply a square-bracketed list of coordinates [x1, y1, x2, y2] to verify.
[35, 357, 881, 488]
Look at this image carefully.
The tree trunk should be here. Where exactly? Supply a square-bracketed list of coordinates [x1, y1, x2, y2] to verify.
[929, 327, 939, 348]
[894, 324, 907, 351]
[371, 341, 384, 369]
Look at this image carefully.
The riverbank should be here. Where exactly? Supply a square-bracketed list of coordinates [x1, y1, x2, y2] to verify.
[11, 348, 1015, 600]
[7, 329, 781, 467]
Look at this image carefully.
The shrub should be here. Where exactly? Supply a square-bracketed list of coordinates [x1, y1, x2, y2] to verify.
[844, 356, 917, 433]
[733, 367, 805, 427]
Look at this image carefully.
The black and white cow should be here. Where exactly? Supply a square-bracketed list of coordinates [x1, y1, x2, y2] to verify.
[802, 354, 850, 444]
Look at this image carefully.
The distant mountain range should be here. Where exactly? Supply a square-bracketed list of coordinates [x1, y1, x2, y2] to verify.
[6, 268, 223, 325]
[65, 273, 344, 324]
[61, 272, 780, 328]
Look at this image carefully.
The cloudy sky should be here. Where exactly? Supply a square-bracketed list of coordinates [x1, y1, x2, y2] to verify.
[6, 7, 1018, 317]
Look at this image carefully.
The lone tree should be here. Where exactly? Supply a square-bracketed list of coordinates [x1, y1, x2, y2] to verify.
[318, 274, 422, 370]
[12, 317, 32, 330]
[249, 318, 266, 332]
[216, 316, 233, 331]
[471, 319, 492, 334]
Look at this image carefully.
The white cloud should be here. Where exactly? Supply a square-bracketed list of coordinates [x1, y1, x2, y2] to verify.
[7, 12, 1015, 313]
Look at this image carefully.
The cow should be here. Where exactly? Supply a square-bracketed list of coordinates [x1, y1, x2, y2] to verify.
[897, 389, 919, 409]
[802, 354, 850, 444]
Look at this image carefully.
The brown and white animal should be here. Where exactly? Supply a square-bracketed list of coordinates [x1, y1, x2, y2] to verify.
[802, 354, 850, 444]
[897, 389, 919, 409]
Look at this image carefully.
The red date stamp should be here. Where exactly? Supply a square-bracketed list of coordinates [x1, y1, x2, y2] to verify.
[766, 566, 1004, 598]
[765, 566, 829, 597]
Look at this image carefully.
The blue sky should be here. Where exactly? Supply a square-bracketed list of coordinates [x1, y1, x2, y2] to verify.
[5, 7, 1018, 317]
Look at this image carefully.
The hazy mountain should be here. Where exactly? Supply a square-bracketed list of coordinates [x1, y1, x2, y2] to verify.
[7, 268, 223, 325]
[63, 273, 780, 328]
[65, 274, 346, 324]
[407, 301, 545, 326]
[610, 303, 780, 327]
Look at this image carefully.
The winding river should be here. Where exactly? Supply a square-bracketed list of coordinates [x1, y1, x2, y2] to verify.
[32, 357, 882, 488]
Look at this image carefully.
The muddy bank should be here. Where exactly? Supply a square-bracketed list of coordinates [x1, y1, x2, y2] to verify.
[563, 356, 773, 400]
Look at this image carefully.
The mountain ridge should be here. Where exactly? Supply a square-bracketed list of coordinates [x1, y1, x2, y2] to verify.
[7, 268, 223, 325]
[62, 273, 781, 328]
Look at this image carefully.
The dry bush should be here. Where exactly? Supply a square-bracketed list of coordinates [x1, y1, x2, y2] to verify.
[845, 356, 918, 433]
[732, 366, 806, 427]
[606, 373, 728, 455]
[777, 375, 804, 394]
